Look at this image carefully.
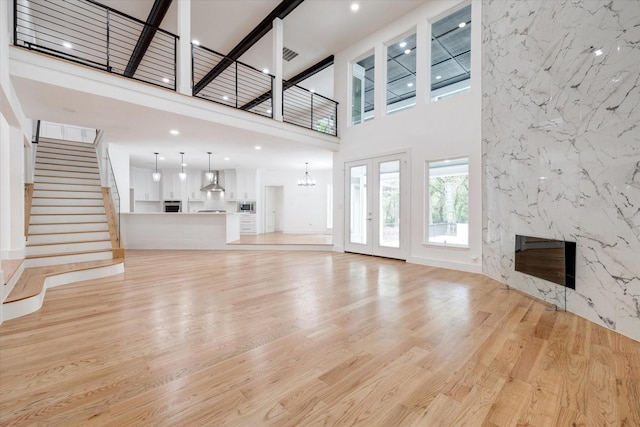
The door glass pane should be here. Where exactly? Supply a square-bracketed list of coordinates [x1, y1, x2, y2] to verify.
[379, 160, 400, 248]
[350, 165, 367, 244]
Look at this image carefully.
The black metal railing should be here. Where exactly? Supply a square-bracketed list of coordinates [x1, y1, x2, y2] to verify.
[14, 0, 177, 90]
[283, 84, 337, 136]
[192, 44, 273, 118]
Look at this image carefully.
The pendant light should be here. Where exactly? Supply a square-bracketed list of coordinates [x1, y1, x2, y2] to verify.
[205, 151, 214, 182]
[178, 152, 187, 181]
[297, 162, 316, 187]
[152, 152, 161, 182]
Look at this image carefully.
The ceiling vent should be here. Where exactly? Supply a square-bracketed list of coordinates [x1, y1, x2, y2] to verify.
[283, 47, 299, 62]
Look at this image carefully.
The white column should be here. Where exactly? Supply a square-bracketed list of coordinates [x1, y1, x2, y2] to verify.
[272, 18, 284, 122]
[416, 19, 430, 105]
[374, 42, 385, 119]
[176, 0, 191, 95]
[0, 115, 25, 260]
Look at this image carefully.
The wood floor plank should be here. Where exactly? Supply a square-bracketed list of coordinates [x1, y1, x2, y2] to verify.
[0, 250, 638, 426]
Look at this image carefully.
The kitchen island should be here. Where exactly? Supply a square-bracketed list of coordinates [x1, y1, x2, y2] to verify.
[121, 212, 240, 250]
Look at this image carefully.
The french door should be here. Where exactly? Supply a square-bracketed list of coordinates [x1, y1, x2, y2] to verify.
[344, 152, 409, 259]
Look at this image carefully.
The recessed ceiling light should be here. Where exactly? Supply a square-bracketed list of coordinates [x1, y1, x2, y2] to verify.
[435, 75, 442, 79]
[350, 3, 359, 12]
[62, 41, 73, 49]
[182, 162, 187, 167]
[399, 42, 407, 48]
[170, 129, 179, 135]
[594, 49, 603, 56]
[262, 68, 269, 74]
[310, 89, 315, 93]
[159, 156, 165, 161]
[192, 39, 200, 45]
[407, 82, 414, 87]
[266, 109, 272, 114]
[224, 157, 230, 161]
[459, 22, 466, 28]
[223, 95, 229, 101]
[162, 77, 170, 83]
[404, 49, 411, 55]
[254, 146, 262, 150]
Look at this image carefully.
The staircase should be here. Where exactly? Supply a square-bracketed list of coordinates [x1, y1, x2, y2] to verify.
[26, 138, 114, 267]
[1, 137, 125, 322]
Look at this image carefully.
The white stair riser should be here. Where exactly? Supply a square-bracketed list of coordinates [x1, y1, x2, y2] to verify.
[34, 176, 102, 186]
[38, 140, 96, 153]
[31, 206, 106, 215]
[35, 151, 97, 163]
[31, 198, 105, 206]
[28, 231, 111, 245]
[33, 190, 102, 199]
[29, 223, 109, 234]
[36, 157, 98, 168]
[30, 214, 107, 224]
[36, 163, 98, 174]
[35, 183, 102, 192]
[35, 169, 99, 179]
[26, 241, 112, 256]
[25, 251, 113, 268]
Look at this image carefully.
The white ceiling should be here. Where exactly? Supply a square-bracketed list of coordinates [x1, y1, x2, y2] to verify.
[14, 0, 427, 172]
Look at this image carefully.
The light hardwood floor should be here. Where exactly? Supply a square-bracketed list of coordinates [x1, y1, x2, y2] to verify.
[0, 250, 638, 426]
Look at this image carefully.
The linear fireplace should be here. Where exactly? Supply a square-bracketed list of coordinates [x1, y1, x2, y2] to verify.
[514, 235, 576, 289]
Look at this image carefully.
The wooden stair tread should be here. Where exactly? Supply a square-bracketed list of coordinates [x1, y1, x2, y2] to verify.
[29, 221, 107, 227]
[1, 259, 24, 286]
[28, 230, 108, 236]
[4, 259, 121, 303]
[25, 249, 113, 259]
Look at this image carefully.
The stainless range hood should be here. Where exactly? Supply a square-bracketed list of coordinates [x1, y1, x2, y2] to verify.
[200, 170, 225, 192]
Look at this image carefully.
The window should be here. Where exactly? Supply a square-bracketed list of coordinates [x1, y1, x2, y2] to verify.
[427, 157, 469, 246]
[351, 53, 375, 125]
[386, 32, 416, 114]
[430, 4, 471, 102]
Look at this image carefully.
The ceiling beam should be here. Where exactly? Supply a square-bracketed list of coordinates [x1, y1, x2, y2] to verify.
[193, 0, 305, 95]
[124, 0, 173, 78]
[239, 55, 334, 111]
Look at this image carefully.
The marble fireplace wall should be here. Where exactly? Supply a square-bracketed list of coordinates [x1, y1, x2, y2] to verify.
[482, 0, 640, 341]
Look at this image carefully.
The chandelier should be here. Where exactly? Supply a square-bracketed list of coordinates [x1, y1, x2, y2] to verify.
[178, 152, 187, 181]
[205, 151, 214, 182]
[297, 162, 316, 187]
[152, 152, 161, 182]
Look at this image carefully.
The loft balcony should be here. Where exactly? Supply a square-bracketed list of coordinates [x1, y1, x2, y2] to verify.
[12, 0, 338, 137]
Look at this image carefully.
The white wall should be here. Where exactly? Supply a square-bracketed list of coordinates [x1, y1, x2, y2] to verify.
[332, 0, 482, 272]
[261, 168, 332, 234]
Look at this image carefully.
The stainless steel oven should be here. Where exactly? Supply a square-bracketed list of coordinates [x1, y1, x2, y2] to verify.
[164, 200, 181, 213]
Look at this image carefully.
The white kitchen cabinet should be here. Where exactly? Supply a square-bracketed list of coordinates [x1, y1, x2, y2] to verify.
[132, 167, 160, 201]
[222, 169, 237, 200]
[239, 213, 257, 234]
[236, 169, 257, 201]
[187, 170, 203, 200]
[162, 170, 185, 200]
